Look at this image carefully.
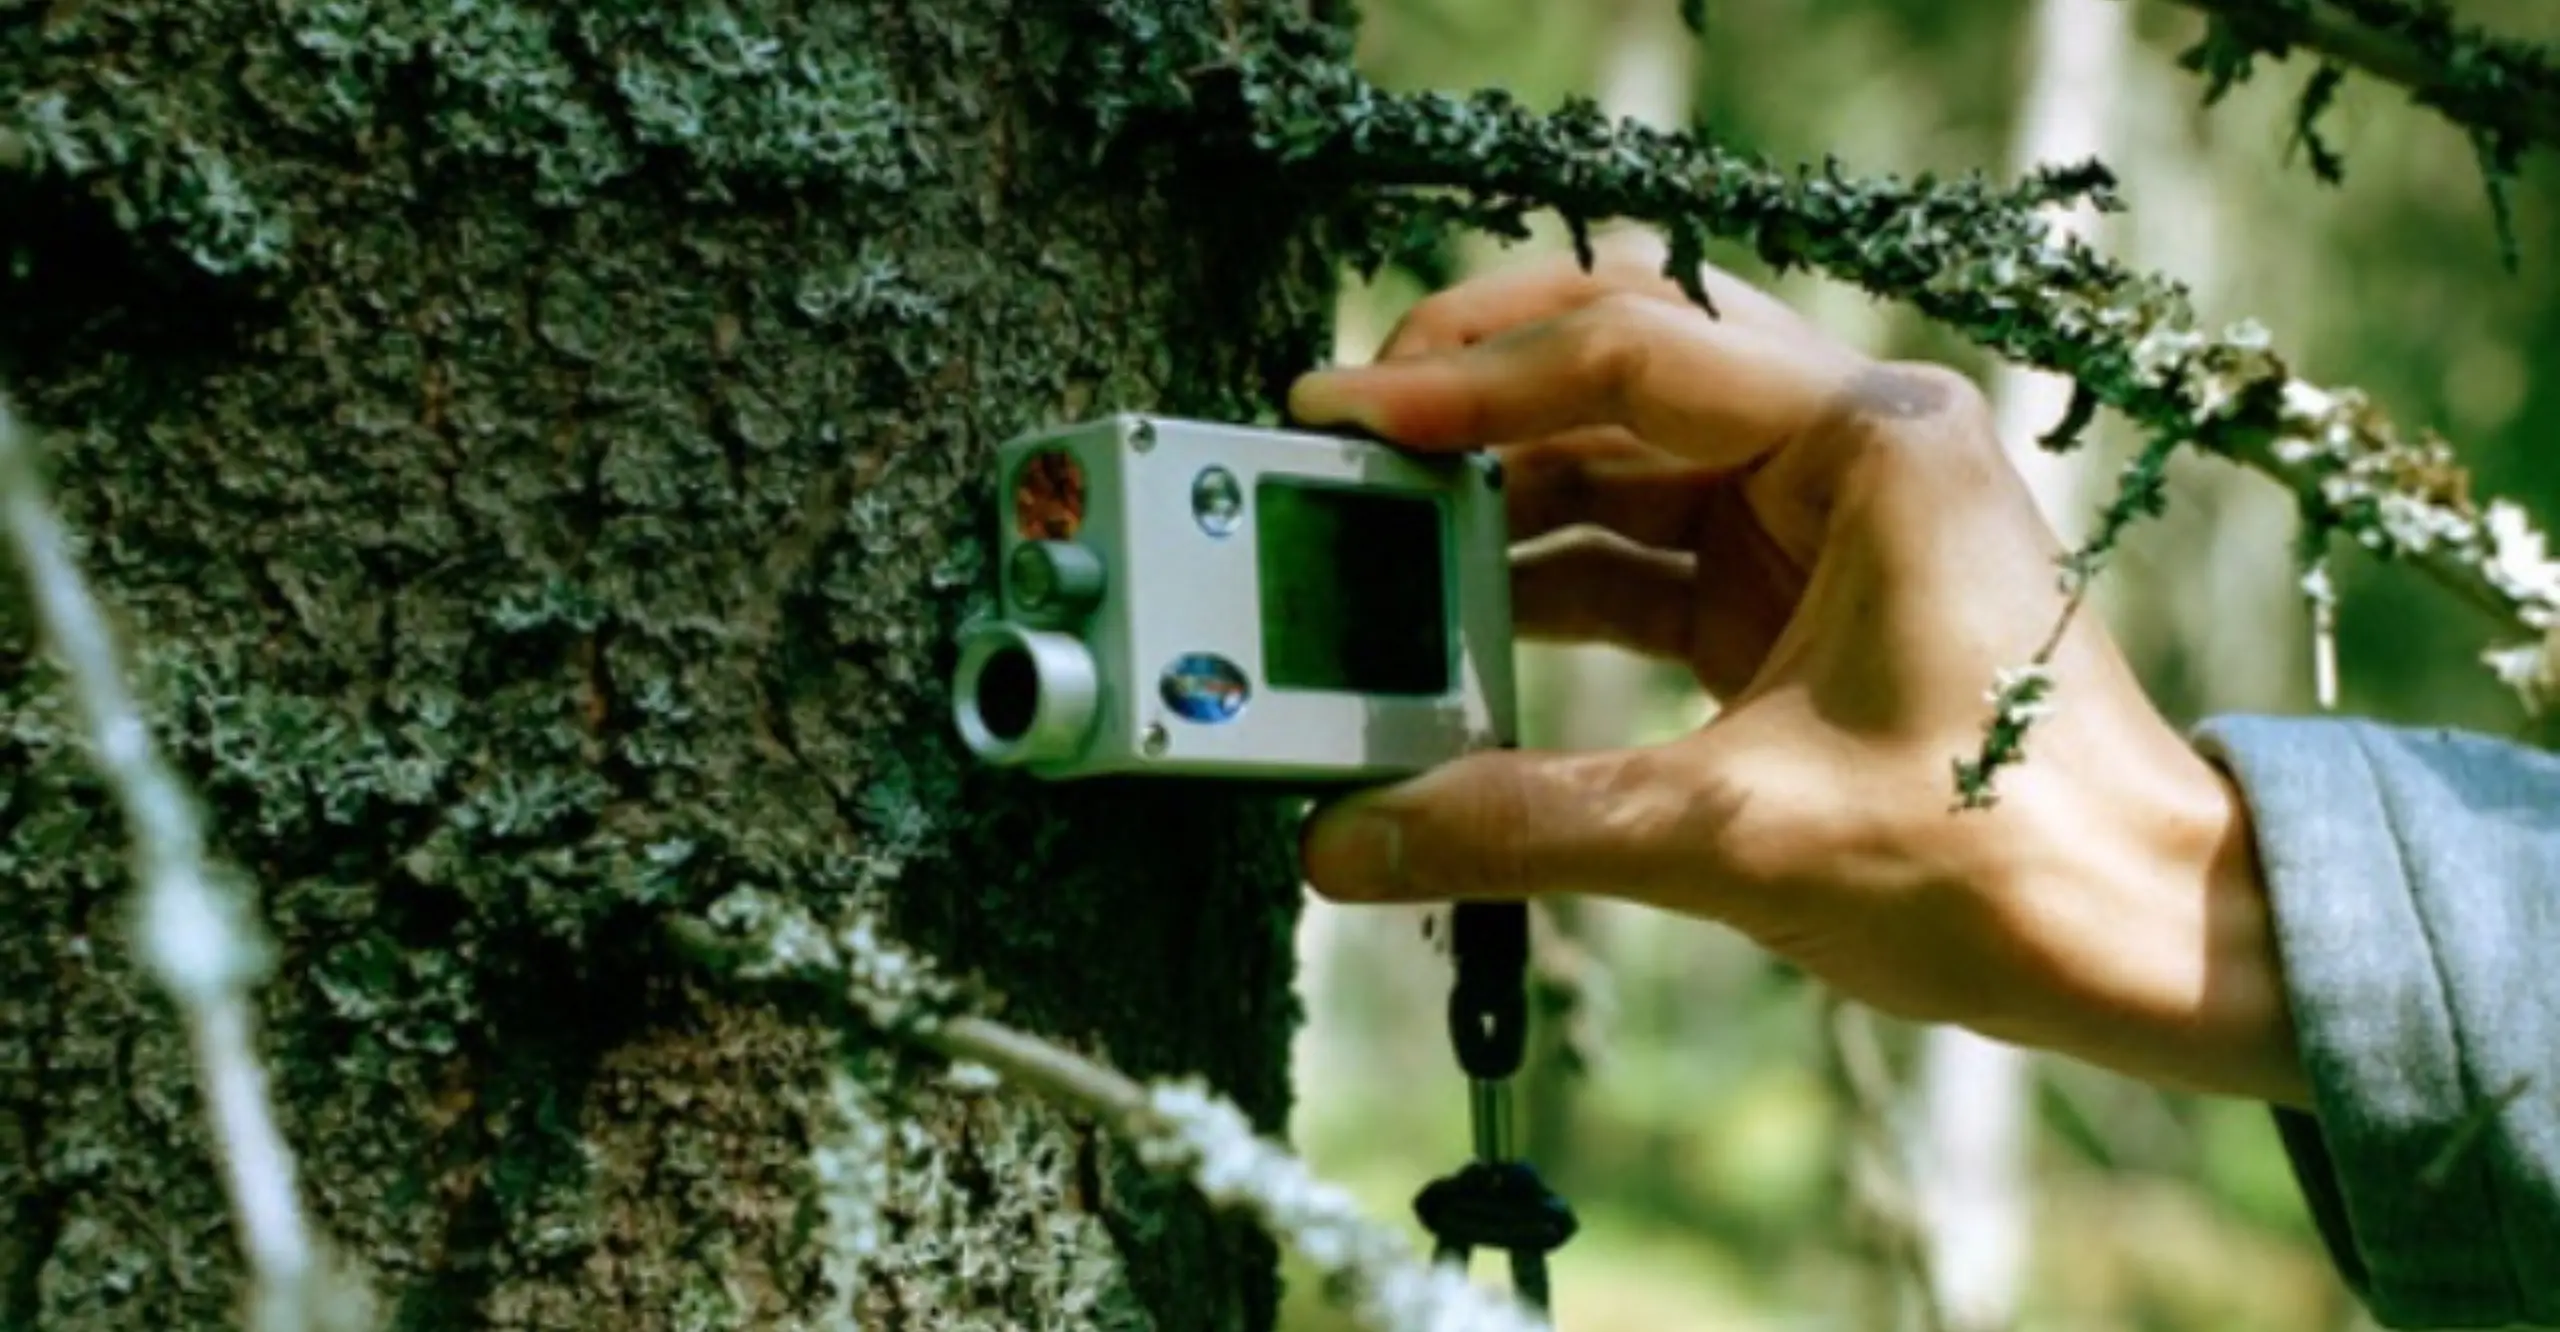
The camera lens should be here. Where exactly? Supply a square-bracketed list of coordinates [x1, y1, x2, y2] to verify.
[974, 643, 1039, 742]
[950, 623, 1100, 767]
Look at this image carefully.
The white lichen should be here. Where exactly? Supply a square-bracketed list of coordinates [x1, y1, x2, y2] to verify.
[1982, 664, 2058, 724]
[2483, 631, 2560, 715]
[2482, 500, 2560, 626]
[1132, 1080, 1551, 1332]
[707, 886, 954, 1030]
[2121, 303, 2560, 720]
[2260, 367, 2560, 711]
[807, 1066, 893, 1329]
[0, 393, 356, 1329]
[1928, 177, 2560, 723]
[941, 1060, 1002, 1093]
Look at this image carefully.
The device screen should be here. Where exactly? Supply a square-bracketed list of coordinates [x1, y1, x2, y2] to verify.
[1256, 478, 1451, 696]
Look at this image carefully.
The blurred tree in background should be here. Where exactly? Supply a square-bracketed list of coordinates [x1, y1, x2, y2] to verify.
[1288, 2, 2560, 1329]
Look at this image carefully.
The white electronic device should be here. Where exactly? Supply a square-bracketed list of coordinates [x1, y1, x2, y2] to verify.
[948, 414, 1517, 784]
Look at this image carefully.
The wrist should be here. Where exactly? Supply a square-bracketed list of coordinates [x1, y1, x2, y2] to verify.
[1999, 734, 2312, 1107]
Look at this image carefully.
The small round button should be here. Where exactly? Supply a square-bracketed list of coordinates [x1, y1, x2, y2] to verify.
[1192, 466, 1244, 537]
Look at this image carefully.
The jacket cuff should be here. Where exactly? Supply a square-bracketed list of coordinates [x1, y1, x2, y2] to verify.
[2194, 715, 2538, 1328]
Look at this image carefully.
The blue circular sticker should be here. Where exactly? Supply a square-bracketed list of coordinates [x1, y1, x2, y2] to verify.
[1160, 653, 1251, 723]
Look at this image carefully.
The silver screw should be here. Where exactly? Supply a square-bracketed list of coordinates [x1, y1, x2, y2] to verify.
[1141, 722, 1170, 757]
[1130, 419, 1157, 453]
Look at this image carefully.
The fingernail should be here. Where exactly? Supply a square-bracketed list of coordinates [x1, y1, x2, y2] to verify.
[1300, 804, 1405, 899]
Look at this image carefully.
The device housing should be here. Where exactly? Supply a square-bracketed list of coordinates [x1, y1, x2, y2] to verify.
[949, 413, 1517, 784]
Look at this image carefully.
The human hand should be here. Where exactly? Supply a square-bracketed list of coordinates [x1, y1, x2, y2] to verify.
[1289, 243, 2308, 1107]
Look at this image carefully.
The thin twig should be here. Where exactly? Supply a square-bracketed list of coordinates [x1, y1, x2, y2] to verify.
[0, 394, 355, 1330]
[2301, 546, 2341, 710]
[923, 1017, 1148, 1120]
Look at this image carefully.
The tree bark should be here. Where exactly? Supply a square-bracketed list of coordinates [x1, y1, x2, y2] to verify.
[0, 2, 1332, 1328]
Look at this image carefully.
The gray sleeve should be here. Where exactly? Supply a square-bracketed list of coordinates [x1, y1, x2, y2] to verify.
[2193, 715, 2560, 1328]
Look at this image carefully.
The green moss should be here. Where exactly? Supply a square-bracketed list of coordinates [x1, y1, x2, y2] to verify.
[10, 90, 293, 277]
[8, 0, 920, 280]
[430, 0, 640, 205]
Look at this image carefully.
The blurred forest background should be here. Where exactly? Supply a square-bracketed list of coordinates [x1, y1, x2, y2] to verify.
[1281, 1, 2560, 1330]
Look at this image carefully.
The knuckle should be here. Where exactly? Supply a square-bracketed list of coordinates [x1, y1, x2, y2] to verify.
[1887, 361, 1993, 436]
[1818, 359, 1999, 474]
[1906, 361, 1994, 428]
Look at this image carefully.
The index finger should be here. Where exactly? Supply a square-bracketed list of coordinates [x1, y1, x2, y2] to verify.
[1379, 236, 1822, 362]
[1291, 291, 1867, 470]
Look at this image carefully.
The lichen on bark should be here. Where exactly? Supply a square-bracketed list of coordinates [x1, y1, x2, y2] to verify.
[0, 1, 1333, 1327]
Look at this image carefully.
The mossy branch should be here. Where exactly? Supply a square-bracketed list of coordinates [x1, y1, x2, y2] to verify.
[1228, 61, 2560, 799]
[677, 891, 1552, 1332]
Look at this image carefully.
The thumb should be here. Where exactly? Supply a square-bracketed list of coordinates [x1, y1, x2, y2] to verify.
[1299, 745, 1715, 905]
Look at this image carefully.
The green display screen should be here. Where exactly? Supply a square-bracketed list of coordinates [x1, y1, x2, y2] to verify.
[1255, 478, 1451, 696]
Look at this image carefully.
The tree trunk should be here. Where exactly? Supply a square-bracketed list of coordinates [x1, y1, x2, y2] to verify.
[0, 3, 1332, 1328]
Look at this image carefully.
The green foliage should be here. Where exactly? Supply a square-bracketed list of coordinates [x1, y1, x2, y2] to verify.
[2040, 381, 2102, 450]
[2179, 9, 2272, 105]
[1951, 666, 2055, 810]
[2199, 0, 2559, 146]
[2291, 62, 2351, 182]
[2064, 433, 2185, 594]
